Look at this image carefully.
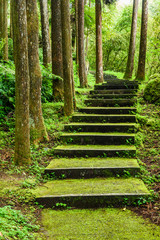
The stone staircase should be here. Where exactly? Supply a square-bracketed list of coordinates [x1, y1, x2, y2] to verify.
[36, 76, 149, 208]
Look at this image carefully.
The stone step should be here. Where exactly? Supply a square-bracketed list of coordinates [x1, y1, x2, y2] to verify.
[61, 132, 135, 145]
[87, 94, 136, 99]
[103, 74, 118, 79]
[85, 99, 136, 107]
[35, 178, 149, 208]
[94, 83, 138, 90]
[78, 107, 136, 115]
[72, 114, 136, 123]
[45, 158, 140, 178]
[54, 145, 136, 157]
[90, 89, 137, 94]
[102, 80, 138, 84]
[64, 123, 135, 133]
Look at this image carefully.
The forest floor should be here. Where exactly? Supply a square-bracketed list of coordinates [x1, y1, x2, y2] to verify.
[0, 74, 160, 239]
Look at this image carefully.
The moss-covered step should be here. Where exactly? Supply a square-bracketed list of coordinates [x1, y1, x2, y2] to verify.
[72, 114, 136, 123]
[34, 178, 149, 208]
[85, 99, 136, 107]
[41, 208, 160, 240]
[90, 89, 137, 94]
[61, 132, 135, 145]
[87, 94, 137, 99]
[102, 80, 139, 84]
[64, 123, 135, 133]
[78, 107, 136, 115]
[44, 158, 140, 178]
[54, 145, 136, 157]
[94, 83, 138, 90]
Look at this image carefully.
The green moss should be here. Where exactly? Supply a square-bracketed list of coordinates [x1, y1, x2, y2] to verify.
[41, 208, 160, 240]
[32, 178, 149, 196]
[47, 158, 139, 169]
[62, 132, 135, 136]
[55, 145, 136, 150]
[143, 74, 160, 104]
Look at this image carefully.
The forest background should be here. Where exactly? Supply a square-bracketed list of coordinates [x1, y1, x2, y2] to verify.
[0, 0, 160, 239]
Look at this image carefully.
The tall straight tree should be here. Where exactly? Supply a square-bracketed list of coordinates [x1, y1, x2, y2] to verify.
[96, 0, 103, 84]
[75, 0, 78, 65]
[136, 0, 148, 80]
[39, 0, 51, 67]
[61, 0, 74, 116]
[78, 0, 88, 87]
[124, 0, 139, 79]
[26, 0, 48, 144]
[13, 0, 30, 165]
[2, 0, 8, 61]
[51, 0, 64, 100]
[0, 0, 3, 39]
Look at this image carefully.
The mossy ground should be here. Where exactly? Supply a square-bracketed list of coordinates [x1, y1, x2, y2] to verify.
[41, 208, 160, 240]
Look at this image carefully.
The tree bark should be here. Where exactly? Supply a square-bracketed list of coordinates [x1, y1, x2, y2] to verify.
[13, 0, 30, 165]
[136, 0, 148, 81]
[124, 0, 139, 79]
[10, 0, 13, 38]
[2, 0, 8, 61]
[0, 0, 3, 39]
[39, 0, 51, 67]
[51, 0, 64, 101]
[96, 0, 103, 84]
[61, 0, 74, 116]
[75, 0, 79, 65]
[78, 0, 88, 87]
[26, 0, 48, 144]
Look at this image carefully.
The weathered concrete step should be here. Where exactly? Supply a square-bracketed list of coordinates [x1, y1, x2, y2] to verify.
[35, 178, 149, 208]
[103, 74, 118, 80]
[54, 145, 136, 157]
[45, 158, 140, 178]
[94, 83, 138, 90]
[64, 123, 135, 133]
[87, 94, 136, 99]
[85, 99, 136, 107]
[61, 133, 135, 145]
[90, 89, 137, 94]
[78, 107, 136, 115]
[72, 114, 136, 123]
[102, 80, 138, 84]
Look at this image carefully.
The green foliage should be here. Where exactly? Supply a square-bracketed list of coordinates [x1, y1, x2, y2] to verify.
[0, 61, 15, 121]
[0, 206, 39, 240]
[143, 74, 160, 104]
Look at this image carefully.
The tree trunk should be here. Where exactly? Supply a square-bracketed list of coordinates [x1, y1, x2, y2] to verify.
[39, 0, 51, 67]
[51, 0, 64, 101]
[26, 0, 48, 144]
[13, 0, 30, 165]
[136, 0, 148, 81]
[78, 0, 88, 87]
[10, 0, 13, 38]
[2, 0, 8, 61]
[75, 0, 79, 65]
[61, 0, 74, 116]
[96, 0, 103, 84]
[0, 0, 3, 39]
[124, 0, 139, 79]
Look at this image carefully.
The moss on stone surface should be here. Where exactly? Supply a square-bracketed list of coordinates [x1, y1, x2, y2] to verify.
[41, 208, 160, 240]
[33, 178, 149, 196]
[55, 145, 136, 150]
[47, 158, 139, 169]
[143, 74, 160, 104]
